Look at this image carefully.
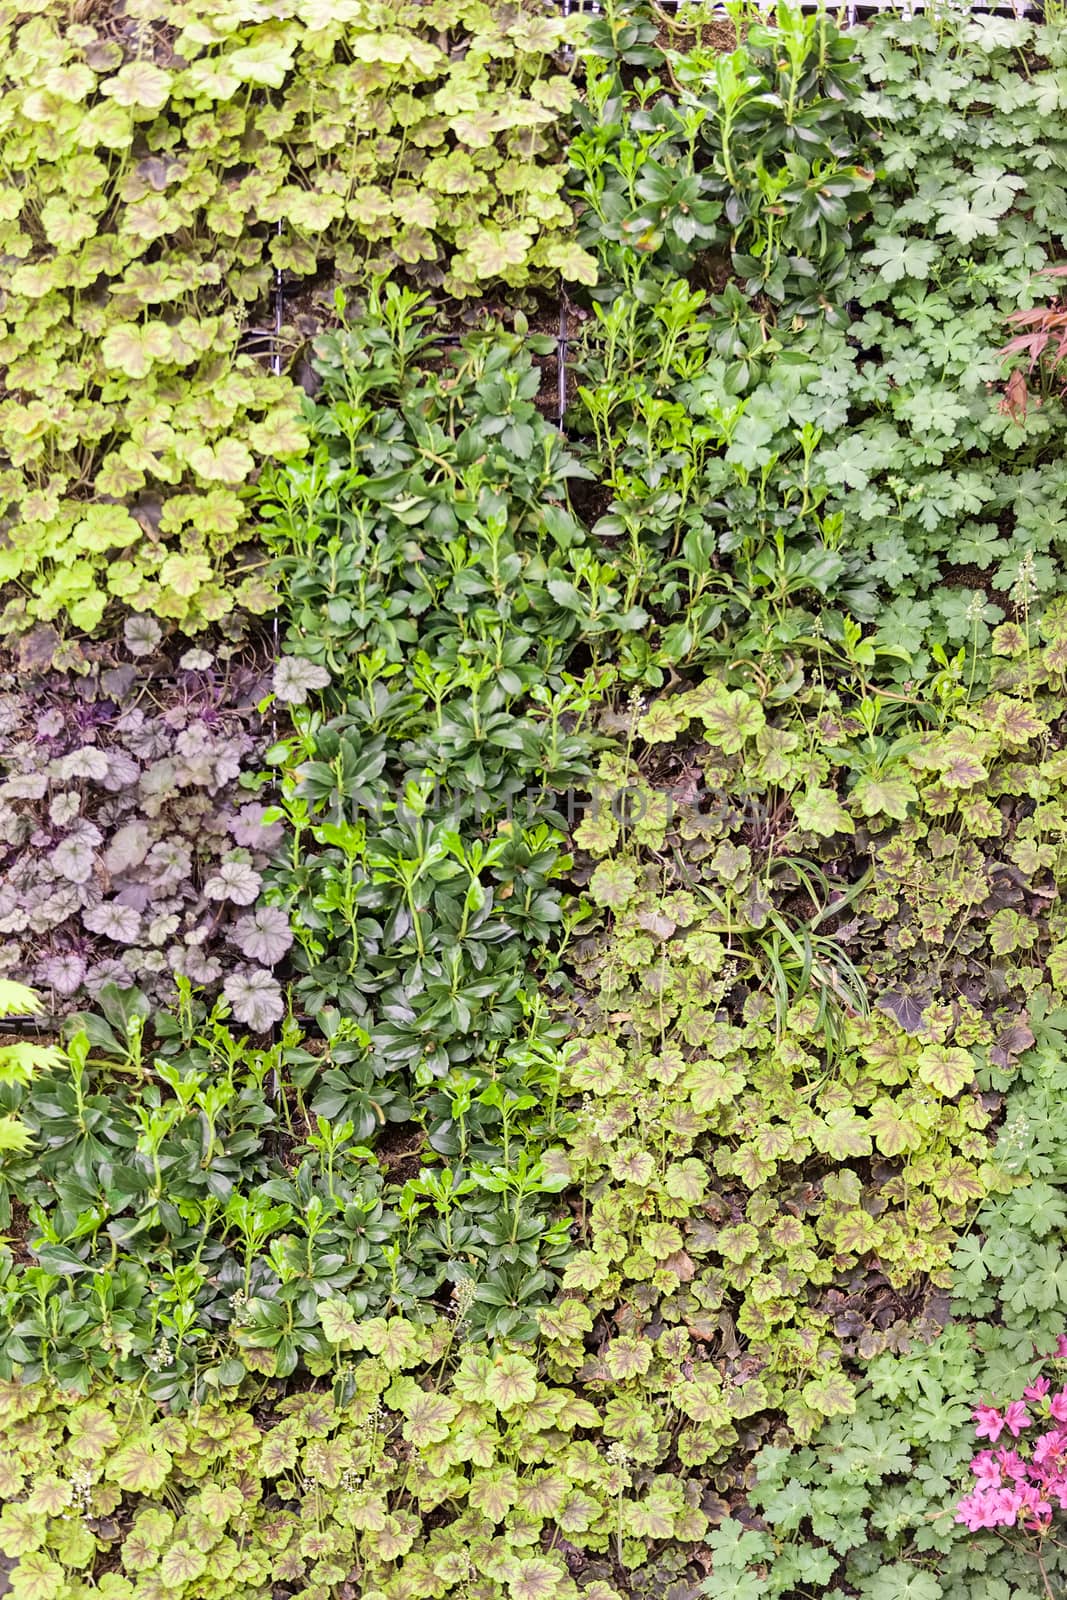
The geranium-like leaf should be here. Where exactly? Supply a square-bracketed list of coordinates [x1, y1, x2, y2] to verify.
[792, 786, 854, 837]
[158, 1541, 207, 1588]
[59, 747, 110, 780]
[851, 773, 918, 820]
[108, 1439, 172, 1494]
[509, 1557, 565, 1600]
[588, 860, 638, 910]
[52, 833, 96, 884]
[318, 1298, 364, 1349]
[100, 62, 172, 109]
[868, 1098, 921, 1157]
[159, 551, 213, 597]
[543, 240, 599, 286]
[7, 1551, 65, 1600]
[196, 1485, 243, 1529]
[185, 439, 256, 485]
[801, 1370, 856, 1418]
[401, 1390, 459, 1447]
[123, 615, 162, 657]
[876, 991, 927, 1034]
[204, 861, 262, 905]
[812, 1107, 872, 1161]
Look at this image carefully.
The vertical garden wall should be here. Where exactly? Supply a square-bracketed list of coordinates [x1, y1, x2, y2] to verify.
[4, 2, 1067, 1598]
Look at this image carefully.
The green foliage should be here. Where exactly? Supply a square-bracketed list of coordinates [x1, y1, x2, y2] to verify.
[0, 983, 576, 1401]
[701, 1031, 1067, 1600]
[0, 1318, 723, 1600]
[571, 0, 871, 313]
[7, 10, 1067, 1598]
[569, 7, 1067, 679]
[554, 655, 1067, 1449]
[258, 288, 620, 1026]
[0, 0, 590, 632]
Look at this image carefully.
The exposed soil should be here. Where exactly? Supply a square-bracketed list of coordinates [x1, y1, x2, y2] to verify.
[375, 1121, 428, 1184]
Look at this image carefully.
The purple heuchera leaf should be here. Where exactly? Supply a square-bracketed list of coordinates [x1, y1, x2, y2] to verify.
[57, 747, 110, 781]
[179, 648, 213, 670]
[231, 905, 293, 965]
[101, 751, 141, 792]
[52, 829, 100, 884]
[49, 791, 81, 827]
[105, 820, 151, 874]
[124, 615, 162, 657]
[37, 952, 87, 995]
[229, 802, 284, 851]
[83, 901, 142, 944]
[204, 860, 262, 906]
[85, 957, 133, 995]
[224, 967, 285, 1032]
[273, 656, 331, 705]
[172, 944, 222, 985]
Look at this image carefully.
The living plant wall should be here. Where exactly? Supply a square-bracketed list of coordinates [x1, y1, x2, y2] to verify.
[4, 2, 1067, 1599]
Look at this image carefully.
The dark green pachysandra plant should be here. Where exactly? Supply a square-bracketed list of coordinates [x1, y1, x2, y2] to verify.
[256, 286, 627, 1044]
[0, 0, 592, 634]
[569, 0, 872, 314]
[0, 980, 575, 1401]
[570, 7, 1067, 681]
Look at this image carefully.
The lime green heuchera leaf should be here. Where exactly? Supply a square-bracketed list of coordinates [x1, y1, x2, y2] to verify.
[801, 1369, 856, 1419]
[540, 240, 598, 286]
[917, 1045, 974, 1097]
[158, 1541, 208, 1589]
[400, 1390, 459, 1447]
[100, 62, 173, 109]
[318, 1298, 364, 1349]
[461, 226, 534, 279]
[850, 772, 919, 821]
[107, 1437, 172, 1494]
[793, 786, 855, 837]
[185, 439, 255, 484]
[588, 859, 639, 910]
[509, 1558, 568, 1600]
[485, 1353, 538, 1411]
[100, 321, 172, 379]
[8, 1550, 66, 1600]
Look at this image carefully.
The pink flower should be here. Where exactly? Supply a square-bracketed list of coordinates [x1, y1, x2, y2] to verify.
[1056, 1336, 1067, 1358]
[1025, 1377, 1050, 1402]
[972, 1451, 1001, 1486]
[957, 1487, 1023, 1531]
[975, 1406, 1005, 1443]
[1032, 1429, 1067, 1478]
[1051, 1390, 1067, 1422]
[1004, 1401, 1032, 1437]
[998, 1448, 1029, 1480]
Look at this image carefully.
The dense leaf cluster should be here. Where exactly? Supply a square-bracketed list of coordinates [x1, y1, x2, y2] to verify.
[0, 0, 589, 633]
[5, 5, 1067, 1600]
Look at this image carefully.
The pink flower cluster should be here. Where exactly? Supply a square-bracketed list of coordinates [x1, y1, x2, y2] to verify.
[957, 1337, 1067, 1534]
